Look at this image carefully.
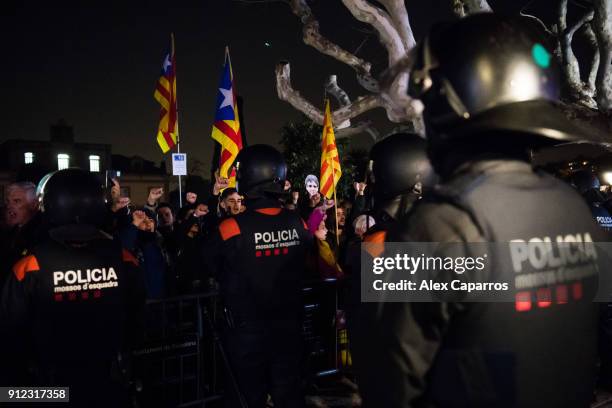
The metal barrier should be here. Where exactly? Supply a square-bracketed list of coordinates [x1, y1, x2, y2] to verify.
[133, 292, 222, 408]
[302, 279, 340, 378]
[132, 280, 341, 407]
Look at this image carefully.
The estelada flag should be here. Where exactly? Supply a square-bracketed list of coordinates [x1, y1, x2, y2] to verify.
[320, 100, 342, 199]
[154, 34, 179, 154]
[211, 47, 243, 186]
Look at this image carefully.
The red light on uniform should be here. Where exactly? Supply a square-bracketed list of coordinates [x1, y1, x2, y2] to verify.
[556, 285, 568, 304]
[515, 291, 532, 312]
[572, 282, 583, 300]
[536, 288, 551, 308]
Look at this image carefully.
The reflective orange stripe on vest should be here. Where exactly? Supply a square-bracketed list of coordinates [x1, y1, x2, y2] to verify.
[122, 249, 139, 266]
[255, 208, 282, 216]
[219, 218, 241, 241]
[13, 255, 40, 282]
[364, 230, 386, 258]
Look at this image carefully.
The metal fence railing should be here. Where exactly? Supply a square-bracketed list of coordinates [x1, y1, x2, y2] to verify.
[132, 280, 342, 407]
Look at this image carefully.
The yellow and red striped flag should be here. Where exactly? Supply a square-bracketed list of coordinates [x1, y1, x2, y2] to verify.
[154, 34, 179, 153]
[320, 100, 342, 199]
[211, 47, 243, 187]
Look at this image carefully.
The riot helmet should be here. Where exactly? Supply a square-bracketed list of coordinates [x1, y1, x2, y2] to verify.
[235, 145, 287, 196]
[367, 133, 437, 220]
[409, 14, 606, 148]
[39, 168, 107, 227]
[369, 133, 437, 200]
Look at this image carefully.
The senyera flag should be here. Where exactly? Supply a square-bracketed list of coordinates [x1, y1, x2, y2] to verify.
[320, 100, 342, 199]
[211, 47, 243, 186]
[154, 34, 179, 154]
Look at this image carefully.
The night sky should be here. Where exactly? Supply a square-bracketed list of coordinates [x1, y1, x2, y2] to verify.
[5, 0, 549, 176]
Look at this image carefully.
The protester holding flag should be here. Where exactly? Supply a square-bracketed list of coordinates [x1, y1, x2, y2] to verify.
[320, 100, 342, 251]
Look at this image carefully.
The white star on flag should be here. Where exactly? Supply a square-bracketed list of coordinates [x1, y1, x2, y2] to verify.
[163, 55, 171, 72]
[219, 87, 233, 109]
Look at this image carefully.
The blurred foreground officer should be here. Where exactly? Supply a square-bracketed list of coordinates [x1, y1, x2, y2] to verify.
[209, 145, 311, 408]
[347, 132, 436, 386]
[359, 14, 610, 408]
[0, 169, 145, 407]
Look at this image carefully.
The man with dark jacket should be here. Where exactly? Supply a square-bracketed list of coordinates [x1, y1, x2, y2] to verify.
[358, 14, 611, 408]
[0, 169, 145, 407]
[348, 133, 436, 395]
[208, 145, 311, 408]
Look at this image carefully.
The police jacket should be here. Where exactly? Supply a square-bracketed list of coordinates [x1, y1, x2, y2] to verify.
[0, 227, 145, 380]
[209, 197, 312, 322]
[360, 160, 610, 408]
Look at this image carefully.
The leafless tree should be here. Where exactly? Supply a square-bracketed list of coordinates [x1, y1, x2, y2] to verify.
[243, 0, 612, 138]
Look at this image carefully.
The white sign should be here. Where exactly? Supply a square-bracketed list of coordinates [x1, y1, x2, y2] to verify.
[172, 153, 187, 176]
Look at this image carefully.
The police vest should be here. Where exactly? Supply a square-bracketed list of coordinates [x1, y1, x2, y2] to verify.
[423, 165, 607, 407]
[217, 206, 311, 321]
[590, 202, 612, 232]
[13, 237, 140, 367]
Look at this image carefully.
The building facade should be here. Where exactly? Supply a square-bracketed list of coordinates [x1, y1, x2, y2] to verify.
[0, 120, 169, 206]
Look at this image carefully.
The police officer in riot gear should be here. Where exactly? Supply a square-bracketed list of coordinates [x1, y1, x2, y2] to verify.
[367, 133, 436, 226]
[348, 133, 436, 397]
[208, 145, 311, 408]
[358, 14, 610, 407]
[0, 168, 145, 407]
[571, 170, 612, 231]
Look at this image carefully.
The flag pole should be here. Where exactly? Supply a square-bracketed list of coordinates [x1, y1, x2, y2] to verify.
[172, 32, 183, 208]
[331, 156, 339, 248]
[326, 98, 340, 249]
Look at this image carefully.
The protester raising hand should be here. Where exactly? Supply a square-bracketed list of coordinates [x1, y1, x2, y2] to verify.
[213, 169, 230, 196]
[193, 203, 209, 217]
[354, 182, 367, 196]
[110, 178, 130, 212]
[309, 192, 322, 208]
[147, 187, 164, 206]
[132, 210, 147, 229]
[291, 191, 299, 205]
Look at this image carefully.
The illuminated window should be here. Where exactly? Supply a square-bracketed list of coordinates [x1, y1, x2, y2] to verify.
[57, 154, 69, 170]
[89, 155, 100, 172]
[24, 152, 34, 164]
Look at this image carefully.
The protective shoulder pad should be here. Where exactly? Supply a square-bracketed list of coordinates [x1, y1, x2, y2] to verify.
[13, 255, 40, 282]
[219, 218, 241, 241]
[363, 230, 387, 257]
[122, 248, 139, 266]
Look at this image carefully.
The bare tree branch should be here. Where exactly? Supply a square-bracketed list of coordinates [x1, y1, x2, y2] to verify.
[288, 0, 379, 92]
[592, 0, 612, 110]
[558, 0, 598, 107]
[325, 75, 351, 107]
[336, 121, 380, 140]
[378, 0, 416, 50]
[341, 0, 406, 64]
[452, 0, 467, 17]
[276, 61, 385, 128]
[583, 22, 600, 95]
[276, 62, 323, 124]
[463, 0, 493, 13]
